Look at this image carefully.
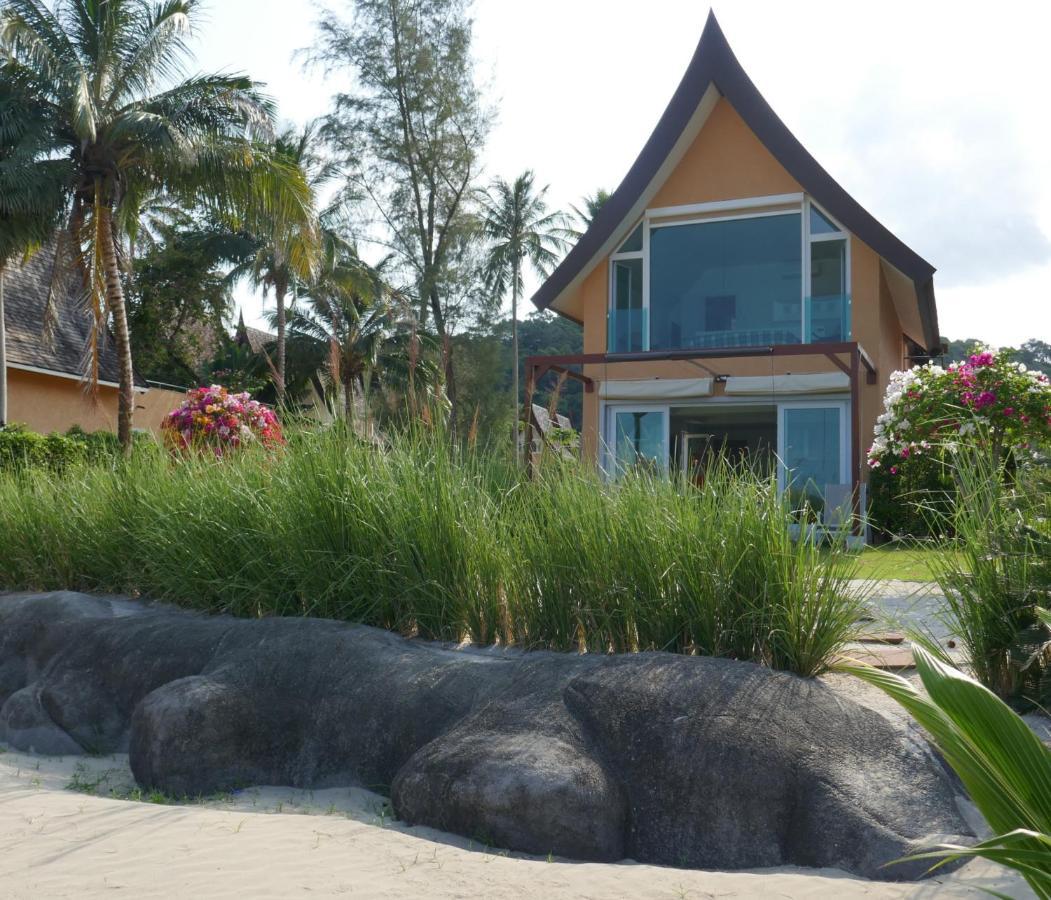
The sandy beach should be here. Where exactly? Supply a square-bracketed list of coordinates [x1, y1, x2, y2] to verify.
[0, 746, 1031, 899]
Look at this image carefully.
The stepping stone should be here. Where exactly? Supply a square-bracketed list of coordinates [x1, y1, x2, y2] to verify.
[837, 643, 915, 670]
[857, 631, 906, 645]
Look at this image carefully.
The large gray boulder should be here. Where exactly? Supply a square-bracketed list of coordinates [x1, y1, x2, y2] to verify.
[0, 591, 970, 879]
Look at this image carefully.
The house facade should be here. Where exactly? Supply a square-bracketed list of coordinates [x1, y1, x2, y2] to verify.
[1, 246, 183, 435]
[527, 13, 940, 519]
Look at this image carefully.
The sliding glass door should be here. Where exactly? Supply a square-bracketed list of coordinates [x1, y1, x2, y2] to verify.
[607, 406, 669, 477]
[777, 402, 848, 505]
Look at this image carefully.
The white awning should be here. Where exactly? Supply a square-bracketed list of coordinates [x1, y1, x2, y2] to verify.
[722, 372, 849, 395]
[599, 377, 713, 400]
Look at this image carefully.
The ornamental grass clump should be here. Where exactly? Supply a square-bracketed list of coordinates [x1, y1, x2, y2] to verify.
[0, 426, 862, 677]
[162, 385, 284, 455]
[928, 449, 1051, 707]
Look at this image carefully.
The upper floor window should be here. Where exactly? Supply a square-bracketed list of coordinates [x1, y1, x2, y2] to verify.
[608, 198, 850, 353]
[650, 212, 801, 351]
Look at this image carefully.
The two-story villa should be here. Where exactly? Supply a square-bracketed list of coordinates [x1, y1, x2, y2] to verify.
[527, 12, 940, 521]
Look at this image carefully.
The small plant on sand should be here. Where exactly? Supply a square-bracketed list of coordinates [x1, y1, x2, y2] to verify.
[846, 645, 1051, 898]
[162, 385, 284, 456]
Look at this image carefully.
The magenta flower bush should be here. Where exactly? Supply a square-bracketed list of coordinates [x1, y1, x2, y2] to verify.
[868, 349, 1051, 473]
[162, 385, 284, 456]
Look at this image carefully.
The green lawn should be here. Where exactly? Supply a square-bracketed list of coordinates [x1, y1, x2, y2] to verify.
[850, 545, 955, 582]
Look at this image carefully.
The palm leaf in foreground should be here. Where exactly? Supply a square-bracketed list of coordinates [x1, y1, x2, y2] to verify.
[842, 645, 1051, 898]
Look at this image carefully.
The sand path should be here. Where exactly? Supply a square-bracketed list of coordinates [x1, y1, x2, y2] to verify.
[0, 748, 1031, 899]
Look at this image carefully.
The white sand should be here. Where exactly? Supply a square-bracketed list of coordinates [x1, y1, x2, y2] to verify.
[0, 747, 1031, 899]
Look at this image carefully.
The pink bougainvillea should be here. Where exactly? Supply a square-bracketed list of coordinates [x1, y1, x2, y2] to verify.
[868, 349, 1051, 472]
[162, 385, 284, 456]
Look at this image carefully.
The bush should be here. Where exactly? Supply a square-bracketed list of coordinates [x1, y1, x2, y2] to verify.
[868, 452, 955, 540]
[0, 424, 89, 471]
[162, 385, 283, 456]
[0, 427, 863, 677]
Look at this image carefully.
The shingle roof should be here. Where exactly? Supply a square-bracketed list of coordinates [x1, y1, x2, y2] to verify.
[3, 243, 134, 386]
[235, 312, 276, 355]
[532, 11, 940, 351]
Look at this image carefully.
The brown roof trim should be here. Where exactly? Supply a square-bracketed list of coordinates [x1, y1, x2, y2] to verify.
[532, 10, 940, 352]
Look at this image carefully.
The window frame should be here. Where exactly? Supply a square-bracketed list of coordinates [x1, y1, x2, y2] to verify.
[607, 198, 851, 353]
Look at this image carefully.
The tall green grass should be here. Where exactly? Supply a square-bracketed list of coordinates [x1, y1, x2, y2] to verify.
[928, 450, 1051, 705]
[0, 428, 862, 676]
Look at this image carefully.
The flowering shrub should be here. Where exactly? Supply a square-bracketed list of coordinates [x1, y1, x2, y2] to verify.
[868, 349, 1051, 473]
[163, 385, 283, 456]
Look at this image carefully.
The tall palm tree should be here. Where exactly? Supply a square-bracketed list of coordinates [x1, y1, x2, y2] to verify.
[0, 0, 316, 451]
[479, 171, 567, 450]
[233, 122, 327, 405]
[0, 73, 67, 426]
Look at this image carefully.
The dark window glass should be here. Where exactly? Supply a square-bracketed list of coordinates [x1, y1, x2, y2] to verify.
[618, 223, 643, 253]
[649, 213, 802, 350]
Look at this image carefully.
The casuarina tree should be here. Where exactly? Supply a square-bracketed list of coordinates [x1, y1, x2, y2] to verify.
[308, 0, 489, 436]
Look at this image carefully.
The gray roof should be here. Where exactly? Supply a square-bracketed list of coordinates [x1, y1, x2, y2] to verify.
[3, 244, 133, 386]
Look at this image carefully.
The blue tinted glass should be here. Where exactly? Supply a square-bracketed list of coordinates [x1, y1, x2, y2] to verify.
[809, 205, 840, 235]
[649, 213, 802, 350]
[614, 410, 666, 475]
[783, 407, 840, 500]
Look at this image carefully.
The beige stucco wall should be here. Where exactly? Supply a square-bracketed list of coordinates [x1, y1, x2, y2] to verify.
[5, 368, 184, 436]
[567, 98, 909, 476]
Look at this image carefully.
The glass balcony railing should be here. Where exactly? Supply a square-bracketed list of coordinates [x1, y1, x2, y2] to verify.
[804, 294, 851, 343]
[607, 296, 851, 354]
[608, 306, 648, 353]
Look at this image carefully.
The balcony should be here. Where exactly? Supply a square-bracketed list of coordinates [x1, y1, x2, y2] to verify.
[607, 295, 850, 354]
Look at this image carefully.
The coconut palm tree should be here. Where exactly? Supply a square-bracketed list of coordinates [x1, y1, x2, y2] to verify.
[567, 188, 611, 239]
[478, 171, 568, 450]
[0, 0, 316, 451]
[232, 121, 329, 405]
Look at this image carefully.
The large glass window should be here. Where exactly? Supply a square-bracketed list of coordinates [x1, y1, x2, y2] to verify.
[649, 213, 802, 350]
[781, 406, 841, 503]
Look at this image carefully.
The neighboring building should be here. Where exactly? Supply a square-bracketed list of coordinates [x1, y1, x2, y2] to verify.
[527, 13, 939, 520]
[1, 246, 182, 434]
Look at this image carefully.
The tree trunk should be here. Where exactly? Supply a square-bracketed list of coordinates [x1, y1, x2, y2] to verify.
[511, 260, 520, 460]
[275, 276, 288, 406]
[0, 268, 7, 427]
[98, 206, 136, 455]
[430, 285, 457, 440]
[344, 376, 354, 427]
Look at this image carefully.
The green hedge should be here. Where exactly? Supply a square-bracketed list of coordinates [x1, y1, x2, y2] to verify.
[0, 424, 123, 472]
[868, 453, 956, 541]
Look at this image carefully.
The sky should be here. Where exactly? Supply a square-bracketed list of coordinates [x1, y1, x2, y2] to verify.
[187, 0, 1051, 347]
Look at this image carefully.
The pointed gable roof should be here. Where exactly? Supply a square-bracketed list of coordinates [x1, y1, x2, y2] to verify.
[532, 11, 939, 351]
